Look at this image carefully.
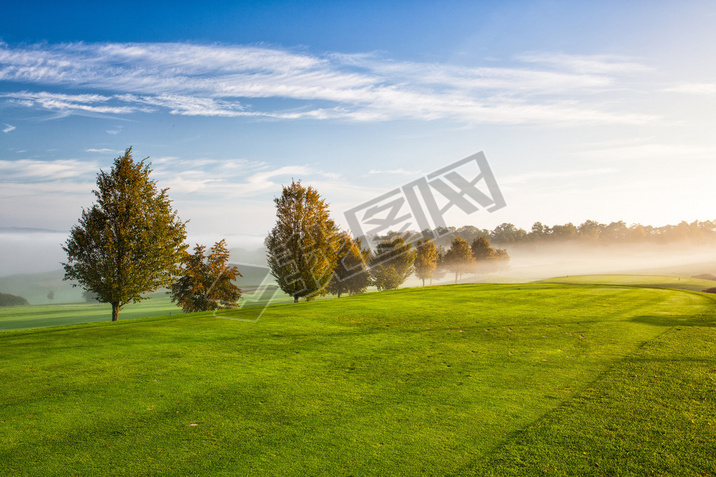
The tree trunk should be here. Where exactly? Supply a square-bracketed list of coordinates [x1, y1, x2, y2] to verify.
[111, 302, 120, 321]
[455, 272, 458, 284]
[337, 291, 342, 298]
[293, 295, 299, 303]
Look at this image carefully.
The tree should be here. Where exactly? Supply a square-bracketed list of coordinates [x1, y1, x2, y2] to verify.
[432, 245, 448, 284]
[444, 236, 474, 283]
[0, 293, 29, 306]
[62, 147, 187, 321]
[265, 181, 340, 302]
[471, 236, 510, 274]
[491, 247, 511, 273]
[414, 238, 439, 286]
[47, 291, 55, 301]
[471, 236, 493, 262]
[171, 239, 242, 312]
[491, 223, 527, 244]
[327, 233, 370, 298]
[369, 234, 416, 290]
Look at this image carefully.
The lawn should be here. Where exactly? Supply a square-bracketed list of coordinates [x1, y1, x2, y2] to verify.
[1, 279, 715, 475]
[541, 273, 716, 292]
[0, 295, 180, 331]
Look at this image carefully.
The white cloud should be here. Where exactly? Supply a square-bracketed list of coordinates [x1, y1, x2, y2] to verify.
[1, 91, 152, 115]
[578, 143, 716, 162]
[368, 168, 422, 176]
[0, 158, 98, 181]
[2, 123, 15, 133]
[662, 83, 716, 95]
[516, 53, 651, 75]
[0, 41, 659, 125]
[85, 148, 121, 153]
[501, 168, 617, 186]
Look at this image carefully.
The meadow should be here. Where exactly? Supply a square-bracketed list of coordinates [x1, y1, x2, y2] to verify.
[1, 277, 715, 475]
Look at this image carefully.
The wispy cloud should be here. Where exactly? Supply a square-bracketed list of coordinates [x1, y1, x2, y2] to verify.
[662, 83, 716, 95]
[501, 168, 617, 186]
[0, 42, 657, 124]
[2, 123, 15, 133]
[85, 148, 121, 153]
[0, 158, 98, 181]
[368, 168, 422, 176]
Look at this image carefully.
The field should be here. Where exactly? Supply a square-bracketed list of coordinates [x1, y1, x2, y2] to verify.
[1, 277, 715, 475]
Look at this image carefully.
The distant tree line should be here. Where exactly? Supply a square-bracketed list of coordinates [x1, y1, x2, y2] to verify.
[264, 180, 511, 301]
[396, 219, 716, 248]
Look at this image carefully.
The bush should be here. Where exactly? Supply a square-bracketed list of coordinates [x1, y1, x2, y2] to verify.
[0, 292, 29, 306]
[702, 287, 716, 294]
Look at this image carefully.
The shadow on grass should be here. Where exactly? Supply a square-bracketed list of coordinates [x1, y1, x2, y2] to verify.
[629, 314, 716, 327]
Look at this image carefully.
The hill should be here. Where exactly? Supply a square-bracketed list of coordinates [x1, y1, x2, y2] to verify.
[1, 280, 714, 475]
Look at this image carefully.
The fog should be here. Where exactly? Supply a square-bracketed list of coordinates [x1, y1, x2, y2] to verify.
[461, 242, 716, 283]
[0, 230, 268, 278]
[0, 231, 70, 277]
[2, 229, 715, 306]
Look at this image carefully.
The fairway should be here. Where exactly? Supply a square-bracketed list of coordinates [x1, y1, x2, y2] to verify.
[1, 280, 715, 475]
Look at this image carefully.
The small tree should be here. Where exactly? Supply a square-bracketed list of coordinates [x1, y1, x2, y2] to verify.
[491, 247, 511, 273]
[471, 236, 510, 274]
[444, 236, 474, 283]
[266, 181, 340, 302]
[327, 233, 370, 298]
[471, 236, 493, 274]
[369, 234, 416, 290]
[63, 148, 187, 321]
[171, 239, 242, 312]
[414, 238, 439, 286]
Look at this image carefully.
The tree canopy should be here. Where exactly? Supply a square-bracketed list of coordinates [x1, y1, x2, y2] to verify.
[370, 234, 416, 290]
[171, 239, 242, 312]
[0, 292, 29, 307]
[444, 237, 475, 283]
[62, 147, 187, 321]
[265, 180, 340, 302]
[414, 238, 439, 286]
[327, 233, 370, 298]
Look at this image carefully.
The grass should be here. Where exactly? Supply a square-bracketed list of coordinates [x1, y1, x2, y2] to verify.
[0, 278, 715, 475]
[0, 295, 180, 331]
[0, 286, 295, 332]
[541, 273, 716, 291]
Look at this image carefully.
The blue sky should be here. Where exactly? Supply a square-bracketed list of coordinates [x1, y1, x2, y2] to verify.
[1, 1, 716, 273]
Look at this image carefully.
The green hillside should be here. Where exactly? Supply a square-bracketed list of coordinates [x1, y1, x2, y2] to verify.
[1, 280, 715, 475]
[541, 273, 716, 291]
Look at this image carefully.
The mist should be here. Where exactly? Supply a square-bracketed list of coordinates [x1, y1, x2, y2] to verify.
[0, 231, 69, 277]
[459, 242, 716, 283]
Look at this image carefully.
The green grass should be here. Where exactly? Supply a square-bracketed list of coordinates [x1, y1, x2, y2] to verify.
[0, 295, 181, 331]
[1, 279, 715, 475]
[541, 273, 716, 291]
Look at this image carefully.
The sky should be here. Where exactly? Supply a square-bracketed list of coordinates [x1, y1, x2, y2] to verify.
[1, 0, 716, 275]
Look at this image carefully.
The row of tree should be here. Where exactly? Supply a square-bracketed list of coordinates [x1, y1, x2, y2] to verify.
[63, 147, 707, 321]
[263, 181, 511, 302]
[411, 219, 716, 248]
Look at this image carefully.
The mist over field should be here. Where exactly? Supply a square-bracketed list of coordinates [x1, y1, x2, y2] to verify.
[3, 225, 715, 306]
[498, 242, 716, 281]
